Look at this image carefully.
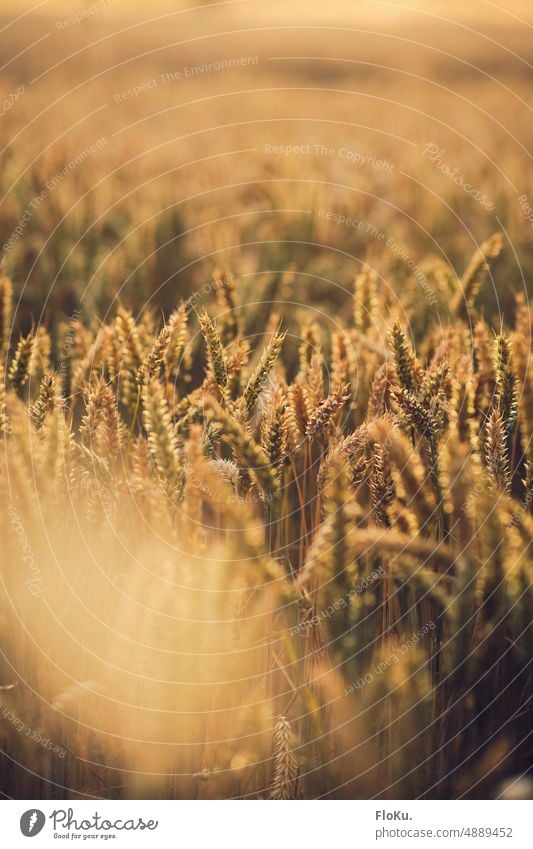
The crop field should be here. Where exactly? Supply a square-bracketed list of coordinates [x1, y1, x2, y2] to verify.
[0, 0, 532, 801]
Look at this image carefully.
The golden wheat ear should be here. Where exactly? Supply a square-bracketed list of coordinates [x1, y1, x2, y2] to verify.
[270, 716, 299, 800]
[137, 322, 171, 387]
[198, 309, 229, 402]
[388, 322, 420, 394]
[368, 361, 395, 419]
[369, 443, 395, 527]
[493, 334, 517, 438]
[0, 276, 13, 358]
[306, 382, 350, 442]
[115, 306, 145, 410]
[261, 399, 288, 477]
[483, 407, 511, 493]
[165, 303, 190, 377]
[452, 231, 503, 318]
[214, 268, 241, 346]
[242, 328, 285, 419]
[298, 319, 322, 373]
[0, 362, 7, 436]
[80, 377, 123, 461]
[202, 395, 280, 501]
[354, 269, 378, 333]
[142, 376, 184, 505]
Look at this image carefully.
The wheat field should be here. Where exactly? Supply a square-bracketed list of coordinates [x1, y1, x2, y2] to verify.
[0, 0, 532, 800]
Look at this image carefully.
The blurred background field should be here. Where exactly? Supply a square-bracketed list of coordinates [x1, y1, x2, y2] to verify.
[0, 0, 532, 332]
